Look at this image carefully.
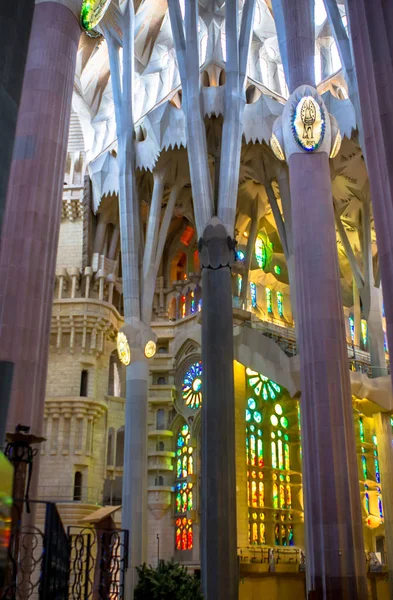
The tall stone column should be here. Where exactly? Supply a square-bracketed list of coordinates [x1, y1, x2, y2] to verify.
[270, 1, 367, 597]
[0, 1, 81, 437]
[0, 0, 35, 234]
[373, 412, 393, 596]
[346, 0, 393, 391]
[199, 218, 238, 600]
[123, 356, 149, 594]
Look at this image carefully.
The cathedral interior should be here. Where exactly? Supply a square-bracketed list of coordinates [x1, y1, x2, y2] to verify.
[1, 0, 393, 599]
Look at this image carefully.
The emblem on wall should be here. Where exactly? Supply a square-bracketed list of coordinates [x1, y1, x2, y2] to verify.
[292, 96, 325, 152]
[80, 0, 112, 36]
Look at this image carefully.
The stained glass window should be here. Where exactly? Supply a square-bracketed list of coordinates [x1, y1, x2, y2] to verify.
[175, 517, 193, 551]
[274, 265, 281, 275]
[237, 274, 243, 297]
[349, 315, 355, 343]
[246, 368, 299, 547]
[246, 368, 282, 401]
[174, 424, 195, 550]
[190, 291, 195, 313]
[237, 250, 245, 261]
[182, 361, 203, 409]
[250, 283, 257, 308]
[361, 319, 368, 348]
[266, 288, 273, 314]
[255, 236, 267, 269]
[277, 291, 284, 318]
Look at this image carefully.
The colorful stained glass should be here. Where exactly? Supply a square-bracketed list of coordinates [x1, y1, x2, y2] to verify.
[274, 265, 281, 275]
[365, 490, 370, 514]
[374, 452, 380, 483]
[246, 368, 282, 401]
[250, 435, 256, 466]
[280, 416, 289, 429]
[284, 444, 290, 470]
[273, 483, 279, 509]
[286, 484, 292, 509]
[278, 439, 284, 469]
[266, 288, 273, 314]
[361, 319, 368, 347]
[288, 525, 294, 546]
[181, 295, 186, 318]
[257, 439, 263, 467]
[252, 522, 258, 544]
[349, 316, 355, 342]
[259, 482, 264, 507]
[279, 484, 285, 508]
[190, 291, 195, 313]
[378, 491, 383, 520]
[359, 417, 365, 443]
[271, 441, 277, 469]
[255, 236, 267, 269]
[277, 291, 284, 318]
[361, 456, 367, 480]
[237, 274, 243, 296]
[251, 481, 258, 507]
[237, 250, 245, 261]
[270, 415, 279, 426]
[250, 282, 257, 308]
[182, 361, 203, 409]
[175, 517, 193, 550]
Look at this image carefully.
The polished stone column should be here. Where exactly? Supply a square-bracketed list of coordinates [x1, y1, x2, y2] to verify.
[289, 152, 367, 598]
[0, 0, 35, 234]
[373, 412, 393, 596]
[123, 356, 149, 594]
[273, 1, 367, 597]
[200, 218, 238, 600]
[0, 1, 80, 436]
[346, 0, 393, 391]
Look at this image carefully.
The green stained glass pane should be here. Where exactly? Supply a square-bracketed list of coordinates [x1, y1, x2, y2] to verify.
[80, 0, 112, 34]
[246, 409, 251, 422]
[274, 265, 281, 275]
[359, 417, 365, 443]
[270, 415, 278, 426]
[271, 441, 277, 469]
[248, 398, 256, 410]
[280, 417, 289, 429]
[362, 456, 367, 480]
[284, 434, 289, 441]
[254, 411, 262, 424]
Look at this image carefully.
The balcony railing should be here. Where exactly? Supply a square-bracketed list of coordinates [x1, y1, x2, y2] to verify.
[37, 485, 102, 505]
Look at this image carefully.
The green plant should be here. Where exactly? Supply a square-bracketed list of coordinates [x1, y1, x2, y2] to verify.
[134, 559, 203, 600]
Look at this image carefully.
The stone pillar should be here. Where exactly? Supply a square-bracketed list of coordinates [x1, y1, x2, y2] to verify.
[123, 356, 149, 595]
[288, 148, 367, 598]
[271, 1, 367, 596]
[199, 217, 238, 600]
[346, 0, 393, 392]
[373, 412, 393, 596]
[0, 1, 80, 436]
[0, 0, 35, 234]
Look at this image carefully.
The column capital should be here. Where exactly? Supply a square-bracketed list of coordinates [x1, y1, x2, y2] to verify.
[35, 0, 81, 20]
[198, 217, 236, 270]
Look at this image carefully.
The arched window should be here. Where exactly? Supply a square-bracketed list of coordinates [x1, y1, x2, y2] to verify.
[107, 428, 115, 466]
[156, 409, 166, 430]
[80, 370, 88, 397]
[245, 368, 300, 546]
[157, 441, 165, 451]
[182, 361, 203, 409]
[116, 428, 124, 467]
[174, 424, 194, 551]
[73, 471, 82, 501]
[250, 283, 257, 308]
